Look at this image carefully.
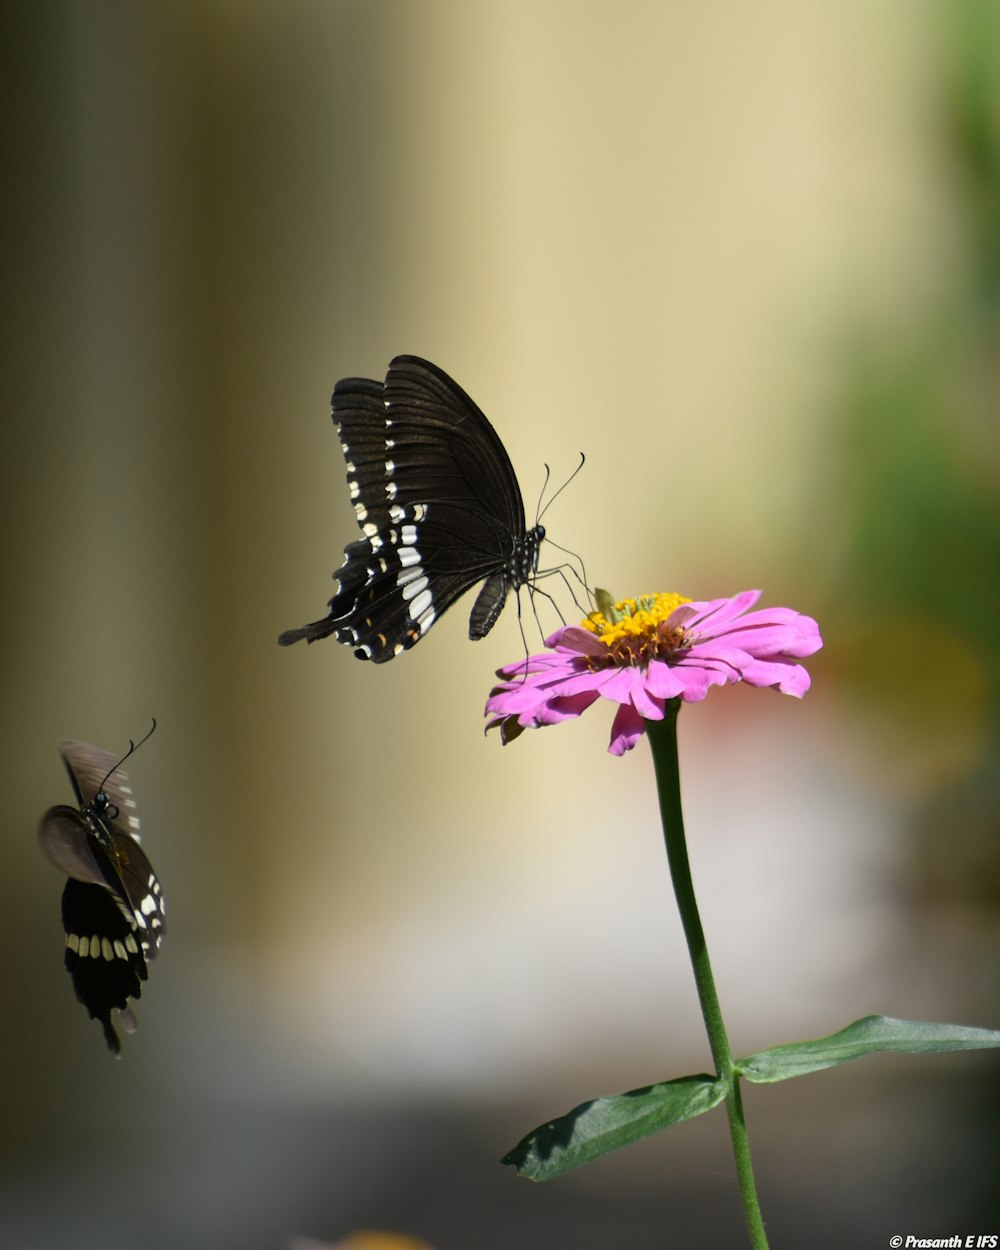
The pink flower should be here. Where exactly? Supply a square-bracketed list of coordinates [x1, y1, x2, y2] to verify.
[486, 590, 823, 756]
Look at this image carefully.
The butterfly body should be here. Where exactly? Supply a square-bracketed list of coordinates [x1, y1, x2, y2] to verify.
[38, 738, 165, 1054]
[279, 355, 545, 662]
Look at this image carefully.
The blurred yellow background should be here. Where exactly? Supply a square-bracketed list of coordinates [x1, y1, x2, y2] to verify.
[3, 3, 998, 1248]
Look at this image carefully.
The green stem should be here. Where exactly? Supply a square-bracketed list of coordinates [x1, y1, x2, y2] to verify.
[646, 705, 770, 1250]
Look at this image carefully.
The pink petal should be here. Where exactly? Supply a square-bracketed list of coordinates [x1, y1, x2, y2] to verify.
[671, 666, 718, 701]
[551, 626, 608, 657]
[535, 667, 611, 698]
[678, 646, 747, 682]
[596, 666, 645, 705]
[684, 589, 762, 631]
[608, 702, 647, 755]
[496, 651, 574, 680]
[644, 658, 688, 700]
[699, 619, 820, 659]
[629, 676, 665, 720]
[739, 656, 812, 696]
[535, 690, 602, 724]
[486, 681, 552, 717]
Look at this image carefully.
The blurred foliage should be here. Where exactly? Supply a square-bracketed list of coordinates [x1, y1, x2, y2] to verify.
[815, 0, 1000, 901]
[946, 0, 1000, 307]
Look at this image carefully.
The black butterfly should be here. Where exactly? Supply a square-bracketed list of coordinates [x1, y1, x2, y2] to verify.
[278, 355, 547, 662]
[37, 726, 165, 1054]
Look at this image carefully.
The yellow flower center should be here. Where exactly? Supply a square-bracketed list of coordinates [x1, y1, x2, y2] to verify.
[582, 592, 692, 666]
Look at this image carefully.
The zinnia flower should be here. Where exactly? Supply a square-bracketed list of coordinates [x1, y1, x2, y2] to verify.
[486, 589, 822, 755]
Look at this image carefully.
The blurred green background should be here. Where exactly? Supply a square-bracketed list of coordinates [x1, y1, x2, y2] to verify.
[2, 3, 998, 1247]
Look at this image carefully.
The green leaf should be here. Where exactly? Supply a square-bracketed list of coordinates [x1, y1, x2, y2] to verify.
[502, 1074, 726, 1181]
[738, 1014, 1000, 1084]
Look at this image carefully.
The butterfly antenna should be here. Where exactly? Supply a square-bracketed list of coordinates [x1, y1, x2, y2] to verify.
[537, 452, 586, 525]
[97, 718, 158, 797]
[533, 463, 553, 528]
[533, 451, 591, 604]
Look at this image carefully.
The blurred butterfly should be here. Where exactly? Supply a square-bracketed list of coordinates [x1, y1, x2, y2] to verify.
[37, 722, 164, 1054]
[278, 355, 550, 662]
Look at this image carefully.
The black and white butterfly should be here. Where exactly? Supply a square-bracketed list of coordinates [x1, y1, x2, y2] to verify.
[37, 725, 165, 1054]
[278, 355, 549, 662]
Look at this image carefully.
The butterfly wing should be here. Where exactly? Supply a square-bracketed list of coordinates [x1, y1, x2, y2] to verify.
[279, 355, 541, 661]
[37, 804, 108, 887]
[61, 877, 146, 1055]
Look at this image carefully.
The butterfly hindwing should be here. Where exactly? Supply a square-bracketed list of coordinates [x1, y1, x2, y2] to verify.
[279, 355, 545, 661]
[61, 877, 147, 1055]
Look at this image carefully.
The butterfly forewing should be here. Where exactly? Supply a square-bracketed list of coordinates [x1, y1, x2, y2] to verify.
[58, 741, 142, 841]
[279, 355, 544, 661]
[383, 357, 525, 524]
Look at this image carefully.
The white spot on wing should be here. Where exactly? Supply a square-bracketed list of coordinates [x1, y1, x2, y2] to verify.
[409, 588, 433, 619]
[402, 576, 429, 603]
